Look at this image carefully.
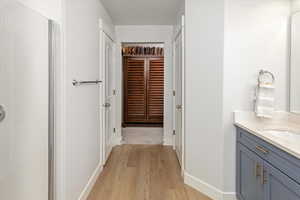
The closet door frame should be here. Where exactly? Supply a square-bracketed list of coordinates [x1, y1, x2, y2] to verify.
[116, 41, 173, 145]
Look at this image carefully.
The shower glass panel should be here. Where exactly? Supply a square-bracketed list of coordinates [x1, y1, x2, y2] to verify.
[0, 2, 50, 200]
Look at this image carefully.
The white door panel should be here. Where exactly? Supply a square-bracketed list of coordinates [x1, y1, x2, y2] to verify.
[0, 2, 49, 200]
[174, 30, 183, 167]
[101, 33, 115, 164]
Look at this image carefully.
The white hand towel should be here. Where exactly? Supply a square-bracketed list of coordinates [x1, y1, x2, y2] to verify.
[256, 106, 274, 118]
[255, 86, 275, 118]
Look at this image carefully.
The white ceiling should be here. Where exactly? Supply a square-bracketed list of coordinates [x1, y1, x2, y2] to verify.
[100, 0, 182, 25]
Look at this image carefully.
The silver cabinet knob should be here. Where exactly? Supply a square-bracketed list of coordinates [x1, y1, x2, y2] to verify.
[0, 105, 6, 122]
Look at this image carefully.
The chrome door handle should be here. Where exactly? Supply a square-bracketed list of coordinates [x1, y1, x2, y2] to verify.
[0, 105, 6, 122]
[103, 103, 111, 108]
[176, 105, 182, 110]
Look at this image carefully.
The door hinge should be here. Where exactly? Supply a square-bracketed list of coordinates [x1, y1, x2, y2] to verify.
[173, 90, 176, 96]
[113, 128, 116, 133]
[113, 89, 116, 95]
[173, 130, 176, 135]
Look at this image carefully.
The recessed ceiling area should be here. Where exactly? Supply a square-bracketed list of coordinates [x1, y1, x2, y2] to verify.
[100, 0, 182, 25]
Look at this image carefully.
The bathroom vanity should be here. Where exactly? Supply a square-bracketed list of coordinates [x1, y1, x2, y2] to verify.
[234, 11, 300, 199]
[235, 112, 300, 200]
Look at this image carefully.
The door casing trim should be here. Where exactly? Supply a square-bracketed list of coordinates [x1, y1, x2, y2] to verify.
[99, 18, 117, 166]
[172, 15, 186, 176]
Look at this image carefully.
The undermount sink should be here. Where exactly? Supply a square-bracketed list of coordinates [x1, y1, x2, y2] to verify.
[261, 129, 300, 139]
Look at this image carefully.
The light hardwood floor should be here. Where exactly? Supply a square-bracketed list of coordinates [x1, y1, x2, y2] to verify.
[88, 145, 212, 200]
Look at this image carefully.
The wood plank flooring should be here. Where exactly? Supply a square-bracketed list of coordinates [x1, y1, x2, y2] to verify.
[88, 145, 212, 200]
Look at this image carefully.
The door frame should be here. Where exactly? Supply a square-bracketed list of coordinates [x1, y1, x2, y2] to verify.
[99, 18, 117, 166]
[172, 15, 185, 175]
[49, 20, 59, 200]
[116, 43, 166, 136]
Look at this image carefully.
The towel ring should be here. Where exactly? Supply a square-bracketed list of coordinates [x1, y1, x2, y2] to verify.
[258, 70, 275, 85]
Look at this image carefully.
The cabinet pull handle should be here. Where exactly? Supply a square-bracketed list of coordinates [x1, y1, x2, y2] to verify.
[255, 146, 269, 154]
[255, 162, 261, 178]
[261, 168, 267, 184]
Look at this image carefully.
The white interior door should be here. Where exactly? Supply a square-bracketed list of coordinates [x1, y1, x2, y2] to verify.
[0, 2, 49, 200]
[102, 33, 115, 163]
[174, 32, 183, 166]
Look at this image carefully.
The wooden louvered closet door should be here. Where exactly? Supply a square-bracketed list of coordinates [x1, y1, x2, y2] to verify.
[124, 56, 164, 125]
[124, 57, 147, 122]
[147, 58, 164, 122]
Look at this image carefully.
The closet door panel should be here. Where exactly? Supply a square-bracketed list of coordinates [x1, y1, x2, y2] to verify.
[147, 58, 164, 122]
[124, 57, 147, 122]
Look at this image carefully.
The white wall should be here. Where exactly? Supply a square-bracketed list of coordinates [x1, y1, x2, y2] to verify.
[292, 0, 300, 12]
[223, 0, 290, 193]
[185, 0, 291, 199]
[291, 12, 300, 113]
[174, 0, 185, 33]
[184, 0, 225, 196]
[18, 0, 61, 21]
[115, 25, 174, 145]
[63, 0, 113, 199]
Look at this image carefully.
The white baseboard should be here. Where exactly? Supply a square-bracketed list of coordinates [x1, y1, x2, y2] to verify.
[184, 172, 237, 200]
[223, 194, 238, 200]
[112, 135, 122, 146]
[78, 163, 103, 200]
[163, 132, 173, 146]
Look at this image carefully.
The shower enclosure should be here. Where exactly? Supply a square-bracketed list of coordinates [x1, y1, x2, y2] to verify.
[0, 2, 55, 199]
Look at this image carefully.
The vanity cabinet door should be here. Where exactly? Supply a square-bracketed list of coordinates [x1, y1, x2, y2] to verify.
[237, 143, 265, 200]
[264, 162, 300, 200]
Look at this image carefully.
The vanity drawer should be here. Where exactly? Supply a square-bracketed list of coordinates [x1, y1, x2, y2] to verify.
[237, 129, 271, 159]
[237, 128, 300, 184]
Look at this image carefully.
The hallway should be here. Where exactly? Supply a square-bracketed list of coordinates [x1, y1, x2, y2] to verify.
[88, 145, 211, 200]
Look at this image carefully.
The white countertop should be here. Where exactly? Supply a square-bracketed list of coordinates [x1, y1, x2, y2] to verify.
[234, 111, 300, 159]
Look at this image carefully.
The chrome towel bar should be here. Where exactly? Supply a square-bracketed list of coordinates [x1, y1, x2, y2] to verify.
[72, 79, 102, 86]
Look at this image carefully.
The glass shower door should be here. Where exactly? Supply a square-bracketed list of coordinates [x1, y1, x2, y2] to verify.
[0, 2, 50, 200]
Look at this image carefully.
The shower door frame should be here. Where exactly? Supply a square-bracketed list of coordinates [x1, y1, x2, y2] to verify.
[49, 20, 55, 200]
[49, 20, 61, 200]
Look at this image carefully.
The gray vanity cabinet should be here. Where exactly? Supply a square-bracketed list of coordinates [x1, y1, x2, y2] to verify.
[236, 128, 300, 200]
[237, 143, 265, 200]
[264, 162, 300, 200]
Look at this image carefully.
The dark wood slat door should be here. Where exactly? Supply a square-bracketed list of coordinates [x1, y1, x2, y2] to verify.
[124, 57, 147, 122]
[124, 56, 164, 125]
[147, 58, 164, 122]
